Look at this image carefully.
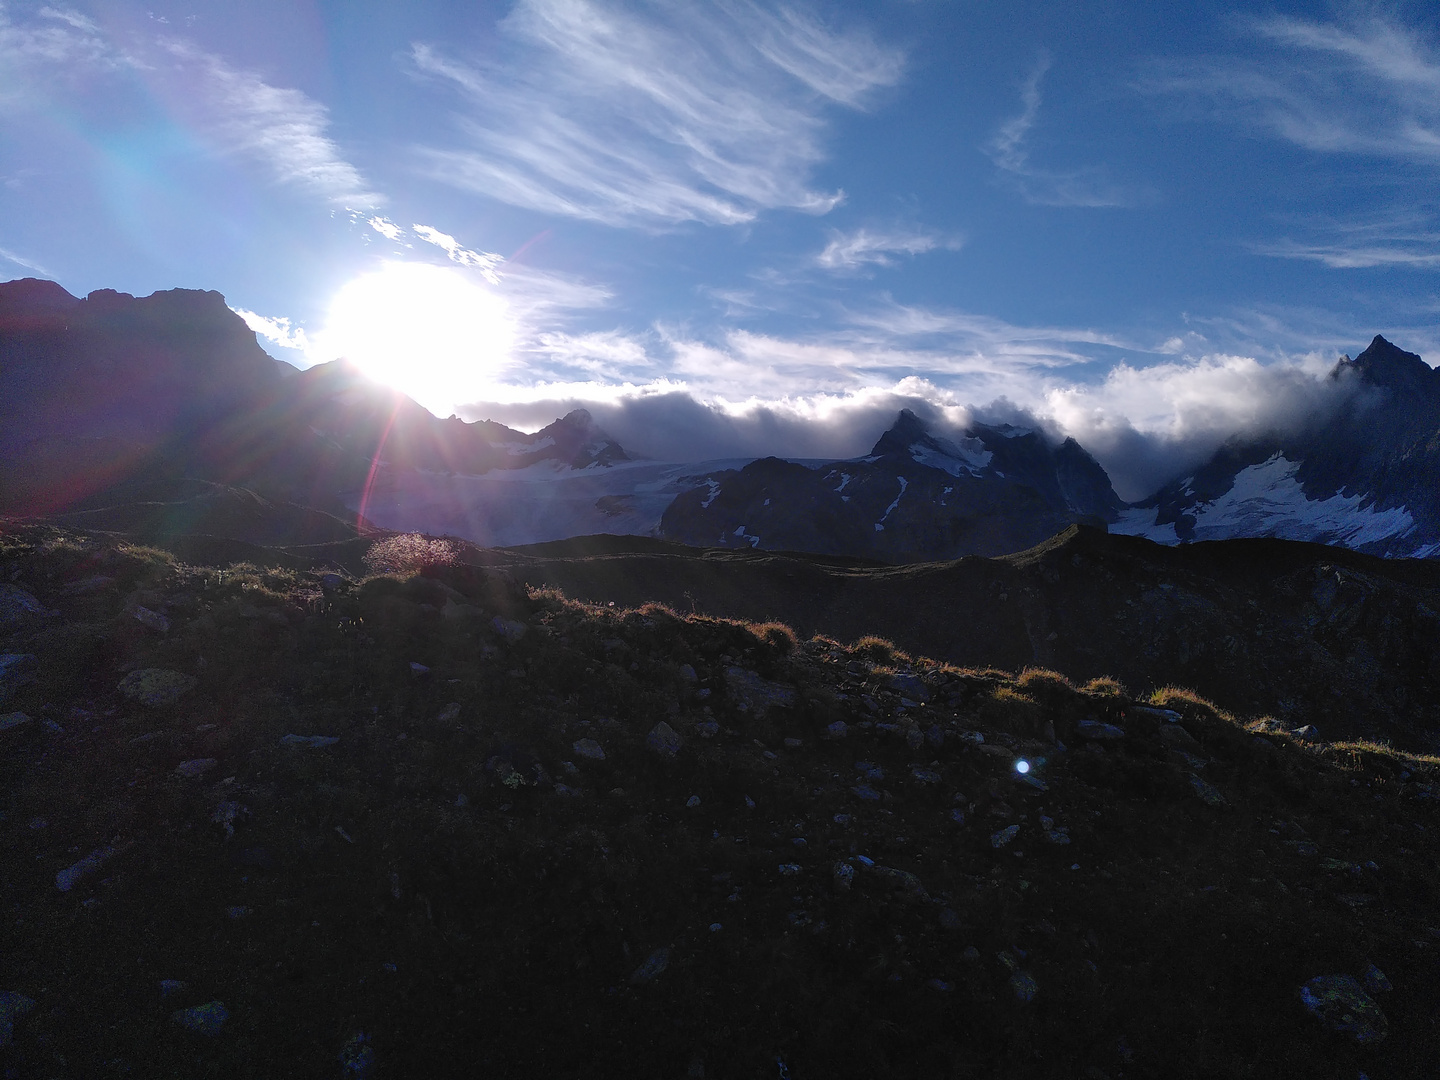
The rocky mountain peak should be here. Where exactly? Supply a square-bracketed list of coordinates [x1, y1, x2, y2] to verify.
[1331, 335, 1440, 398]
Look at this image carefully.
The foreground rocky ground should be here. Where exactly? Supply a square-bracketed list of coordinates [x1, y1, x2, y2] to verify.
[2, 525, 1438, 1078]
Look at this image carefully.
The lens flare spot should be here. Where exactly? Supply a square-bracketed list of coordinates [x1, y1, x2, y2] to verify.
[1015, 759, 1030, 774]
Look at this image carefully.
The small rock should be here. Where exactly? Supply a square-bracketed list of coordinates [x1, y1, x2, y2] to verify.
[0, 991, 37, 1049]
[783, 737, 802, 748]
[1157, 724, 1200, 749]
[61, 574, 114, 595]
[436, 703, 462, 724]
[490, 616, 528, 644]
[724, 667, 795, 712]
[175, 758, 218, 778]
[1009, 971, 1038, 1002]
[172, 1000, 229, 1036]
[855, 761, 885, 780]
[409, 662, 430, 676]
[778, 863, 803, 876]
[211, 801, 246, 838]
[225, 906, 251, 919]
[1075, 720, 1125, 741]
[159, 980, 187, 998]
[629, 947, 671, 984]
[0, 584, 52, 627]
[56, 846, 115, 891]
[850, 784, 881, 802]
[686, 795, 701, 808]
[320, 573, 346, 591]
[833, 862, 855, 891]
[1291, 725, 1322, 743]
[132, 605, 170, 633]
[825, 721, 848, 739]
[1129, 705, 1181, 722]
[939, 907, 961, 930]
[1299, 974, 1387, 1043]
[677, 664, 698, 686]
[926, 979, 953, 992]
[647, 721, 682, 758]
[962, 946, 981, 961]
[885, 672, 930, 702]
[280, 734, 339, 749]
[340, 1032, 376, 1078]
[949, 808, 966, 825]
[911, 766, 942, 784]
[1361, 963, 1392, 993]
[573, 738, 606, 760]
[695, 720, 719, 738]
[905, 727, 925, 750]
[117, 668, 196, 707]
[991, 825, 1020, 849]
[1188, 774, 1226, 807]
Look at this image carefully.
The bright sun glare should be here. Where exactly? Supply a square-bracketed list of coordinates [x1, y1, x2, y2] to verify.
[316, 262, 514, 415]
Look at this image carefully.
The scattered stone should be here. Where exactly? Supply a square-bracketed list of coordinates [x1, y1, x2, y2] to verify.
[0, 991, 36, 1049]
[573, 738, 606, 760]
[724, 667, 795, 712]
[490, 616, 528, 644]
[677, 664, 698, 686]
[629, 947, 671, 984]
[962, 946, 981, 962]
[855, 761, 885, 780]
[1291, 725, 1322, 743]
[783, 737, 802, 748]
[409, 662, 430, 676]
[1075, 720, 1125, 741]
[61, 574, 114, 595]
[825, 721, 848, 739]
[159, 980, 187, 998]
[117, 668, 196, 707]
[850, 784, 881, 802]
[1188, 774, 1226, 807]
[938, 907, 961, 930]
[172, 1000, 229, 1036]
[1299, 974, 1387, 1043]
[686, 795, 701, 808]
[320, 573, 346, 591]
[911, 766, 942, 784]
[1129, 706, 1181, 722]
[833, 862, 854, 891]
[175, 758, 217, 778]
[56, 846, 115, 891]
[873, 866, 927, 897]
[926, 979, 953, 992]
[132, 605, 170, 633]
[646, 721, 682, 758]
[695, 720, 719, 738]
[991, 825, 1020, 849]
[211, 801, 246, 838]
[436, 703, 462, 724]
[1362, 964, 1392, 993]
[949, 808, 966, 825]
[225, 906, 251, 919]
[0, 712, 33, 734]
[778, 863, 803, 876]
[280, 734, 339, 749]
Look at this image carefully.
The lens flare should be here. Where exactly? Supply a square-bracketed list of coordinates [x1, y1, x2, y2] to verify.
[1015, 759, 1030, 774]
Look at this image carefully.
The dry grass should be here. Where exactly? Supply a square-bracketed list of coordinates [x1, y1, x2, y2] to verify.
[852, 635, 908, 665]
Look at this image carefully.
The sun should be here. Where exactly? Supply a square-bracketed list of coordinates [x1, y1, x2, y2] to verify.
[315, 262, 514, 415]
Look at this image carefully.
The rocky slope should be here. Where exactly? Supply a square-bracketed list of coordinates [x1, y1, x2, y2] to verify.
[1, 524, 1438, 1078]
[660, 410, 1122, 561]
[1115, 336, 1440, 558]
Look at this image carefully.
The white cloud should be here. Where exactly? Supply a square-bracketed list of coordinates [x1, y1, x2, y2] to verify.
[410, 0, 904, 227]
[985, 51, 1133, 208]
[1146, 13, 1440, 164]
[369, 216, 404, 241]
[1249, 211, 1440, 269]
[234, 307, 311, 352]
[412, 224, 504, 281]
[815, 227, 955, 271]
[0, 246, 50, 275]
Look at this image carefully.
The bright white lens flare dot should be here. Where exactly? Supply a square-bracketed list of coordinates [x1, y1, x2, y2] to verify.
[1015, 759, 1030, 775]
[317, 262, 514, 415]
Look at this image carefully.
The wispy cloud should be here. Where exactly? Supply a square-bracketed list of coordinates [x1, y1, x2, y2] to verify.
[1145, 13, 1440, 164]
[410, 0, 904, 227]
[1251, 211, 1440, 269]
[0, 246, 50, 275]
[157, 40, 380, 206]
[815, 227, 957, 272]
[985, 51, 1133, 207]
[412, 223, 504, 280]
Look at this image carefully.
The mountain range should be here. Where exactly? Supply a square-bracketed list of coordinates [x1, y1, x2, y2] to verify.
[2, 277, 1438, 563]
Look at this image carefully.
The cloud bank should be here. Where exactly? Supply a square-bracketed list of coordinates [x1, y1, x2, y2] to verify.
[410, 0, 904, 227]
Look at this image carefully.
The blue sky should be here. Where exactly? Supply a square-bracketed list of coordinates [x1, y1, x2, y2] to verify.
[2, 0, 1438, 496]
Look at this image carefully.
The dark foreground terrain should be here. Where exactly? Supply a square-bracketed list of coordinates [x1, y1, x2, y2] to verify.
[2, 524, 1439, 1078]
